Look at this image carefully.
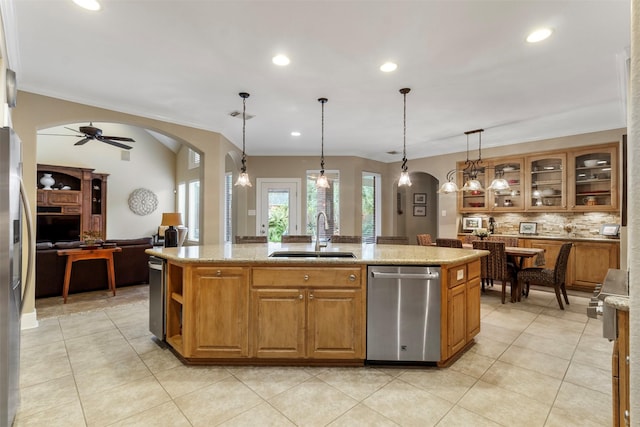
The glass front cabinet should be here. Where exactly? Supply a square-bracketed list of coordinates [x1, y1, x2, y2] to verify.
[457, 161, 487, 212]
[569, 144, 618, 211]
[488, 158, 524, 212]
[525, 153, 567, 211]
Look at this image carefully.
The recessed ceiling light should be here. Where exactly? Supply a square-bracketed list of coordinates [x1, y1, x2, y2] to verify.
[272, 55, 290, 66]
[380, 62, 398, 72]
[291, 131, 301, 137]
[72, 0, 101, 11]
[526, 28, 553, 43]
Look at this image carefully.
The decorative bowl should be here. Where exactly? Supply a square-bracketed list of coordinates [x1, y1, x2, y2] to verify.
[502, 166, 515, 172]
[541, 188, 555, 197]
[584, 159, 598, 167]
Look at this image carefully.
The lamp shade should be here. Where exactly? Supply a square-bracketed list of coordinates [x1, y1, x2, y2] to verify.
[161, 212, 183, 227]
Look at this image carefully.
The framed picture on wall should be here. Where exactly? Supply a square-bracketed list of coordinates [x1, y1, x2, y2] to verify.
[462, 217, 482, 231]
[413, 193, 426, 204]
[413, 205, 426, 216]
[519, 222, 538, 235]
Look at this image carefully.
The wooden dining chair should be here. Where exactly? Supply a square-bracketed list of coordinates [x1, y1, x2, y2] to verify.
[281, 235, 312, 243]
[376, 236, 409, 245]
[473, 240, 517, 303]
[235, 235, 267, 243]
[416, 234, 433, 246]
[517, 242, 572, 309]
[330, 235, 362, 243]
[435, 238, 463, 248]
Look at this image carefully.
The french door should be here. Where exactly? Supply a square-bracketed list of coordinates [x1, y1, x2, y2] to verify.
[256, 179, 301, 242]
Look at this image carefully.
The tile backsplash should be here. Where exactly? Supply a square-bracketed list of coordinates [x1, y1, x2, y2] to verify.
[464, 212, 620, 238]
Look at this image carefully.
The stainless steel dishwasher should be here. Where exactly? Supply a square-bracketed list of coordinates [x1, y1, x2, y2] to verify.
[148, 256, 166, 340]
[366, 265, 441, 363]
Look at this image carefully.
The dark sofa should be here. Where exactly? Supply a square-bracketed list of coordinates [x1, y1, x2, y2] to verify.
[35, 237, 153, 299]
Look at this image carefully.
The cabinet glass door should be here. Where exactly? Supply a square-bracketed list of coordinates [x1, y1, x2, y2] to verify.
[572, 147, 617, 210]
[526, 154, 566, 210]
[489, 159, 523, 211]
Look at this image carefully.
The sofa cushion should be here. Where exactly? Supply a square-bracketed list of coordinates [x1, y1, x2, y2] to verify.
[36, 242, 53, 250]
[54, 241, 84, 249]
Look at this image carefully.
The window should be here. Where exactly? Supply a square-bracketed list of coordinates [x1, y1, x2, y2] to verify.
[177, 183, 186, 218]
[188, 180, 200, 241]
[306, 170, 339, 241]
[224, 172, 233, 242]
[362, 172, 381, 243]
[188, 149, 201, 170]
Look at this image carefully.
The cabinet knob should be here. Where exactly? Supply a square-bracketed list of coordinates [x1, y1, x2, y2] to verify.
[348, 274, 357, 282]
[304, 274, 309, 281]
[299, 294, 304, 300]
[216, 270, 222, 276]
[309, 293, 314, 300]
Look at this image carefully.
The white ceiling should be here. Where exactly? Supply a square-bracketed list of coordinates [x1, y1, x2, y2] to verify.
[7, 0, 630, 162]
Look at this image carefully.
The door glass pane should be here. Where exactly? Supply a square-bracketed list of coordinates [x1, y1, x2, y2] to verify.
[362, 172, 380, 243]
[306, 171, 340, 242]
[491, 162, 522, 209]
[575, 152, 612, 207]
[188, 180, 200, 240]
[268, 190, 290, 242]
[530, 158, 563, 208]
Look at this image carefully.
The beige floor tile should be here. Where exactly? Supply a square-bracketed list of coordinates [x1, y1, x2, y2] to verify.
[127, 335, 165, 356]
[81, 375, 171, 427]
[563, 360, 612, 394]
[74, 354, 152, 398]
[175, 376, 264, 426]
[58, 310, 117, 339]
[435, 406, 502, 427]
[155, 364, 232, 398]
[17, 374, 79, 419]
[498, 345, 569, 379]
[477, 322, 522, 345]
[104, 302, 149, 325]
[66, 333, 138, 372]
[480, 360, 562, 406]
[458, 380, 550, 426]
[468, 334, 510, 359]
[448, 350, 495, 378]
[20, 351, 72, 388]
[20, 318, 63, 349]
[512, 332, 577, 360]
[481, 307, 538, 332]
[219, 402, 296, 426]
[316, 367, 394, 401]
[327, 403, 399, 426]
[14, 396, 86, 427]
[228, 366, 314, 399]
[398, 368, 477, 403]
[540, 306, 590, 323]
[268, 377, 358, 427]
[139, 345, 183, 373]
[583, 317, 605, 336]
[108, 401, 192, 427]
[548, 381, 612, 427]
[362, 379, 453, 426]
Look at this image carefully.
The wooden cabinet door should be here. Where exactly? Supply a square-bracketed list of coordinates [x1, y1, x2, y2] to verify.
[525, 153, 567, 211]
[307, 289, 364, 359]
[447, 283, 466, 355]
[572, 242, 619, 291]
[252, 288, 306, 358]
[466, 277, 481, 340]
[488, 158, 524, 212]
[568, 144, 618, 211]
[188, 267, 249, 358]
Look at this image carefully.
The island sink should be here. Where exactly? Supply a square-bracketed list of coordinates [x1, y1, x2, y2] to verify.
[269, 250, 357, 259]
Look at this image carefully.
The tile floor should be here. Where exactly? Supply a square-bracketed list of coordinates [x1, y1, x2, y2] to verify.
[15, 284, 613, 426]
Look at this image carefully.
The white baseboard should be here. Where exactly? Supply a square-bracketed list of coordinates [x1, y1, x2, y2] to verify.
[21, 309, 39, 330]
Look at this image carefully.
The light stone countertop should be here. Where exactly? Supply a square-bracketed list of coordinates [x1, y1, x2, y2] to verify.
[147, 242, 487, 266]
[604, 295, 630, 312]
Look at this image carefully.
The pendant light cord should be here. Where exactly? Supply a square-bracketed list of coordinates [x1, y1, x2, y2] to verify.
[400, 88, 410, 172]
[318, 98, 328, 174]
[239, 92, 250, 173]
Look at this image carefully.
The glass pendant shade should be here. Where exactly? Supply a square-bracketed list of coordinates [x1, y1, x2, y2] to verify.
[235, 92, 252, 187]
[398, 171, 412, 187]
[461, 179, 484, 192]
[488, 177, 509, 191]
[316, 173, 330, 189]
[437, 181, 459, 194]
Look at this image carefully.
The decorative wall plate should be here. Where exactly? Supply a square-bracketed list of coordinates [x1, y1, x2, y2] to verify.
[128, 188, 158, 216]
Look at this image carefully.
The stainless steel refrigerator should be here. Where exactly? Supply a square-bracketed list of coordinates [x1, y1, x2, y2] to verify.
[0, 127, 34, 427]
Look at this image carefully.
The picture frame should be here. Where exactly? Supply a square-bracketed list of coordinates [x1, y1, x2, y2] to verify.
[413, 205, 426, 216]
[519, 222, 538, 235]
[600, 223, 620, 237]
[462, 217, 482, 231]
[413, 193, 426, 204]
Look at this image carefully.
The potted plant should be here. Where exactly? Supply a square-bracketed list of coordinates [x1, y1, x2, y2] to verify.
[472, 228, 490, 240]
[81, 230, 102, 247]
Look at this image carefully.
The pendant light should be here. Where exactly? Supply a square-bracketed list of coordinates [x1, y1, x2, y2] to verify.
[234, 92, 252, 187]
[316, 97, 330, 189]
[398, 88, 412, 187]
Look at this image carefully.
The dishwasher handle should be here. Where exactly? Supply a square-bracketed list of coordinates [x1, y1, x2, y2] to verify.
[370, 271, 439, 280]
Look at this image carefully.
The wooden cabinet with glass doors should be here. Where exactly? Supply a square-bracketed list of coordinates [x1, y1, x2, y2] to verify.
[488, 158, 524, 211]
[524, 153, 567, 211]
[568, 144, 618, 211]
[457, 161, 487, 212]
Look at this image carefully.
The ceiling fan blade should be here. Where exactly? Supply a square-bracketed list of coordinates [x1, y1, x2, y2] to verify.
[38, 133, 84, 137]
[74, 137, 91, 146]
[101, 135, 135, 142]
[100, 138, 133, 150]
[65, 126, 82, 134]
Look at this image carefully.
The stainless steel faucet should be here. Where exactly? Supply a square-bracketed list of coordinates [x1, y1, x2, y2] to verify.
[315, 211, 328, 251]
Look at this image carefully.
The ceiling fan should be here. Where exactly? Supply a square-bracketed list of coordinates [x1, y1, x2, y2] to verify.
[40, 122, 135, 150]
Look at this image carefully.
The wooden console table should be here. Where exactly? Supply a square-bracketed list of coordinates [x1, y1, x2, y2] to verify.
[57, 246, 122, 303]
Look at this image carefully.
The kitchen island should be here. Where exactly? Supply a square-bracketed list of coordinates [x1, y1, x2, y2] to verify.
[147, 243, 486, 367]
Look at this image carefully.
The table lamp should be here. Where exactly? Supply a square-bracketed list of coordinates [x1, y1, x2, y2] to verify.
[161, 212, 183, 248]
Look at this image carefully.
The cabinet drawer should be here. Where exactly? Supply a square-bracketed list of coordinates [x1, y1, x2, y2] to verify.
[62, 206, 82, 214]
[467, 260, 480, 280]
[252, 267, 362, 288]
[47, 191, 81, 206]
[448, 265, 466, 288]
